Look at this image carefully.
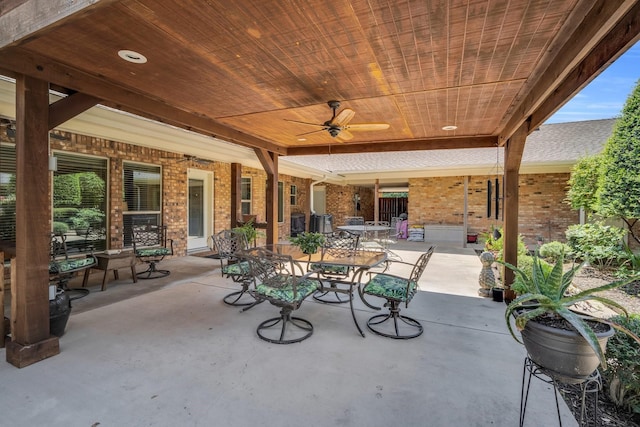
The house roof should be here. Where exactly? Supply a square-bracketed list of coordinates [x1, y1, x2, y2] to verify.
[282, 118, 617, 185]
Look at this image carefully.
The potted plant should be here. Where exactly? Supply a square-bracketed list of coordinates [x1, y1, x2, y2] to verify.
[501, 253, 640, 383]
[232, 219, 264, 247]
[289, 232, 325, 255]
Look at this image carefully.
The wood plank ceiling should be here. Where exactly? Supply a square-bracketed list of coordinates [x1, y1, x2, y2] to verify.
[0, 0, 639, 157]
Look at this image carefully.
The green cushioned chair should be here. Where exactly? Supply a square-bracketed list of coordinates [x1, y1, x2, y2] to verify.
[245, 247, 321, 344]
[361, 246, 435, 339]
[49, 233, 97, 300]
[211, 229, 255, 307]
[312, 230, 359, 304]
[130, 225, 174, 279]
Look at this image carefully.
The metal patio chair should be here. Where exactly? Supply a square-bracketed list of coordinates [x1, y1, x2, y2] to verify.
[361, 246, 435, 339]
[210, 229, 254, 306]
[310, 230, 359, 304]
[130, 225, 174, 279]
[245, 247, 321, 344]
[49, 233, 97, 300]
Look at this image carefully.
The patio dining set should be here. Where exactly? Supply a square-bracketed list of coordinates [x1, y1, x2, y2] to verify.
[209, 227, 435, 345]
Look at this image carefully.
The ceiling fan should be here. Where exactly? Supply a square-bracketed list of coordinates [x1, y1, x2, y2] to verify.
[285, 100, 389, 141]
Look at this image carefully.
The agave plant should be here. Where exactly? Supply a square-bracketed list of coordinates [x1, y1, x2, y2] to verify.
[501, 253, 640, 368]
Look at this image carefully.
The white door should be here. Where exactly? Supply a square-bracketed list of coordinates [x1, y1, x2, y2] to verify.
[187, 169, 213, 251]
[313, 186, 326, 214]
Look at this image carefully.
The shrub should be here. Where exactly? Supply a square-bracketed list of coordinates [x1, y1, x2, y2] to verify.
[481, 226, 528, 261]
[604, 314, 640, 414]
[52, 221, 69, 236]
[565, 221, 626, 269]
[538, 241, 573, 262]
[70, 208, 105, 230]
[53, 207, 79, 223]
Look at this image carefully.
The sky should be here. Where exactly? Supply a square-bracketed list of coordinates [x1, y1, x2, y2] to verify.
[545, 40, 640, 124]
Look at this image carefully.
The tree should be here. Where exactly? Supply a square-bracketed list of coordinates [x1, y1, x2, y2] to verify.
[598, 79, 640, 244]
[565, 153, 602, 215]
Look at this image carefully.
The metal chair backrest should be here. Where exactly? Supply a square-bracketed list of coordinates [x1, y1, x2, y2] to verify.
[211, 229, 248, 259]
[245, 248, 304, 297]
[344, 216, 364, 226]
[409, 246, 436, 285]
[131, 225, 170, 249]
[50, 233, 69, 260]
[321, 231, 359, 259]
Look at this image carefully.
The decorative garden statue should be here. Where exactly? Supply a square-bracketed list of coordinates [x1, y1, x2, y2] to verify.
[478, 251, 496, 297]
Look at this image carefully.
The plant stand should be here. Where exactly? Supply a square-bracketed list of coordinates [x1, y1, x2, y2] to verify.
[519, 357, 601, 427]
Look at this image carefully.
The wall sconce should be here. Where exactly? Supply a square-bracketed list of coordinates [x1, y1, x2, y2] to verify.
[3, 121, 16, 138]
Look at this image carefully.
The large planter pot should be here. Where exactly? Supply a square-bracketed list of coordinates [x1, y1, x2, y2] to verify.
[49, 288, 71, 337]
[521, 318, 614, 384]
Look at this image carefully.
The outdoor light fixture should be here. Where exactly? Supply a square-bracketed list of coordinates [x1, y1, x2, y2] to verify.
[442, 125, 457, 131]
[118, 50, 147, 64]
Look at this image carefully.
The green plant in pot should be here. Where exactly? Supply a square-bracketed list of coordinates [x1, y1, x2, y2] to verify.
[289, 232, 325, 255]
[233, 219, 264, 247]
[500, 253, 640, 383]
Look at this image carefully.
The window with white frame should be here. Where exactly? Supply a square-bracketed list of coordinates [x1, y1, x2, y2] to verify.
[290, 184, 297, 206]
[241, 177, 252, 215]
[123, 162, 161, 247]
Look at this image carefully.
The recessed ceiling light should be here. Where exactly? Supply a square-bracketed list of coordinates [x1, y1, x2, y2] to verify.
[442, 125, 457, 131]
[297, 138, 307, 142]
[118, 50, 147, 64]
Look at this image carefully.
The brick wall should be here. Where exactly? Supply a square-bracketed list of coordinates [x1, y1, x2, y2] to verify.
[409, 174, 580, 245]
[1, 126, 593, 253]
[45, 130, 312, 254]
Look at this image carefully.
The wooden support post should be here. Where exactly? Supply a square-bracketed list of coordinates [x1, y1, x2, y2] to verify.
[503, 121, 529, 303]
[374, 180, 380, 223]
[231, 163, 242, 228]
[6, 74, 60, 368]
[254, 149, 279, 245]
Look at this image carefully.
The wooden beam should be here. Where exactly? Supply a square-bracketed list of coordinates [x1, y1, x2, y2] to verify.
[504, 119, 529, 173]
[286, 136, 498, 156]
[230, 163, 241, 228]
[531, 2, 640, 130]
[49, 91, 100, 129]
[254, 149, 279, 245]
[0, 0, 117, 49]
[1, 47, 286, 155]
[6, 74, 60, 367]
[254, 148, 277, 176]
[498, 0, 638, 144]
[502, 121, 529, 303]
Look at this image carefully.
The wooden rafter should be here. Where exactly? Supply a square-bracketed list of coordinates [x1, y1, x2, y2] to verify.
[287, 136, 498, 156]
[49, 91, 100, 129]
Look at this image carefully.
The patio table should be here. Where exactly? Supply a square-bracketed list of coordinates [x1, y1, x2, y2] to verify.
[241, 244, 387, 337]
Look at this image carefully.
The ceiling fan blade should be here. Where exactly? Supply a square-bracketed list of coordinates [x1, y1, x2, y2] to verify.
[284, 118, 325, 128]
[296, 129, 327, 137]
[337, 129, 354, 141]
[332, 108, 355, 126]
[345, 123, 390, 131]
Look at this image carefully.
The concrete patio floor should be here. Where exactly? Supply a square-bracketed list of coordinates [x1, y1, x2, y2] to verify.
[0, 241, 577, 426]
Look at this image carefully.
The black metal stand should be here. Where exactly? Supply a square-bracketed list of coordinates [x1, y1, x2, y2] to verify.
[520, 357, 601, 427]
